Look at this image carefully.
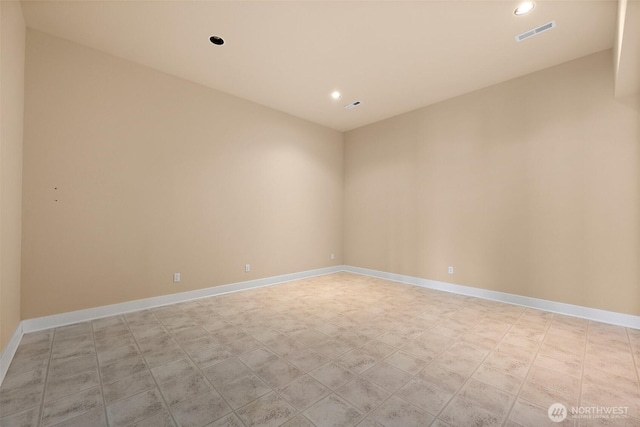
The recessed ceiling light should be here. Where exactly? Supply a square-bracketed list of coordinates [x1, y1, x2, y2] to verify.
[209, 35, 225, 45]
[331, 91, 342, 100]
[514, 2, 535, 15]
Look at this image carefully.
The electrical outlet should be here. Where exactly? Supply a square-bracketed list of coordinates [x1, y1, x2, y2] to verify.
[173, 272, 181, 282]
[448, 266, 454, 274]
[245, 264, 251, 273]
[330, 253, 335, 260]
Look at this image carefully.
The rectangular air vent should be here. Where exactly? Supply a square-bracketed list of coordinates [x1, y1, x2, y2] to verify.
[345, 100, 362, 110]
[516, 21, 556, 42]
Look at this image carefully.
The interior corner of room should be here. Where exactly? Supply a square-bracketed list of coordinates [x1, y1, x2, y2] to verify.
[1, 0, 639, 387]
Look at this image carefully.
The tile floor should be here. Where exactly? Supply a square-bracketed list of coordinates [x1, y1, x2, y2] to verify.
[1, 272, 639, 427]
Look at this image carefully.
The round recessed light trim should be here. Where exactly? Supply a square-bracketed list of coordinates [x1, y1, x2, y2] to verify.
[209, 35, 225, 45]
[514, 2, 535, 15]
[331, 91, 342, 100]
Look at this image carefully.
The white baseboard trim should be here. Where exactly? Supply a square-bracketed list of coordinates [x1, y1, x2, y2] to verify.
[0, 321, 24, 386]
[344, 265, 640, 329]
[8, 264, 637, 386]
[22, 265, 344, 334]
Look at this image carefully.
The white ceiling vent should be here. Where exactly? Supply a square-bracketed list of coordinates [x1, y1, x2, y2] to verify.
[515, 21, 556, 42]
[345, 100, 362, 110]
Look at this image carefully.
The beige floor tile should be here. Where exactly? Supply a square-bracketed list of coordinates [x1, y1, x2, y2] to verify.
[239, 347, 280, 371]
[362, 362, 412, 393]
[357, 416, 385, 426]
[397, 377, 453, 414]
[483, 349, 531, 378]
[527, 365, 581, 400]
[265, 337, 308, 358]
[418, 363, 467, 394]
[309, 361, 356, 390]
[310, 338, 354, 358]
[430, 349, 482, 378]
[285, 348, 330, 372]
[172, 325, 210, 344]
[337, 377, 390, 413]
[372, 395, 434, 427]
[534, 353, 583, 378]
[102, 370, 155, 404]
[100, 354, 147, 384]
[41, 386, 102, 427]
[48, 354, 97, 380]
[5, 352, 49, 377]
[456, 379, 515, 417]
[0, 368, 46, 417]
[361, 341, 395, 360]
[207, 413, 244, 427]
[292, 328, 329, 346]
[430, 419, 454, 427]
[583, 367, 639, 401]
[439, 396, 503, 427]
[49, 407, 107, 427]
[236, 392, 296, 427]
[150, 358, 195, 384]
[520, 381, 578, 410]
[211, 327, 248, 345]
[128, 408, 176, 427]
[337, 348, 379, 373]
[141, 343, 187, 368]
[220, 373, 271, 409]
[508, 398, 574, 427]
[96, 344, 139, 367]
[170, 390, 231, 427]
[304, 394, 363, 427]
[0, 406, 40, 427]
[180, 335, 221, 356]
[376, 332, 411, 348]
[279, 374, 330, 410]
[281, 415, 315, 427]
[256, 358, 304, 388]
[226, 336, 263, 355]
[157, 372, 213, 406]
[191, 345, 233, 369]
[6, 273, 640, 427]
[202, 357, 249, 387]
[472, 364, 523, 395]
[580, 382, 640, 419]
[44, 369, 100, 402]
[384, 351, 428, 375]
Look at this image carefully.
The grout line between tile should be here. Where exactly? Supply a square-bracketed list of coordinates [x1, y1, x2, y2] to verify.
[499, 311, 556, 427]
[35, 331, 55, 427]
[122, 312, 181, 427]
[87, 321, 111, 427]
[10, 274, 638, 427]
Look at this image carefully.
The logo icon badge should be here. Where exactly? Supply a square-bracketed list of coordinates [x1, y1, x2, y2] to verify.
[548, 402, 568, 422]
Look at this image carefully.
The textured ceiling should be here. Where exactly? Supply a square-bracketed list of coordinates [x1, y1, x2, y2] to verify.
[21, 1, 617, 131]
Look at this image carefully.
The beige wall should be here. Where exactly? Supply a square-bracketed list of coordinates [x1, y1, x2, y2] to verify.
[345, 50, 640, 316]
[22, 30, 343, 319]
[17, 32, 640, 322]
[0, 0, 26, 351]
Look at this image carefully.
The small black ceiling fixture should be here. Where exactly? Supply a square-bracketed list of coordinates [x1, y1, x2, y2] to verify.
[209, 35, 225, 46]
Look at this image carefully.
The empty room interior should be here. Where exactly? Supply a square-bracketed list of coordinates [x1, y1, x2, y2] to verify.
[1, 0, 639, 426]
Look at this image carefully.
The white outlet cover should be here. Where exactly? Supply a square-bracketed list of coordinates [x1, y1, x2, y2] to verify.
[173, 273, 181, 282]
[448, 266, 454, 274]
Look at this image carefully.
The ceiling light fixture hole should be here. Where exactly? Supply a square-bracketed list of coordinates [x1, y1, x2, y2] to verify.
[210, 35, 225, 45]
[514, 2, 535, 16]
